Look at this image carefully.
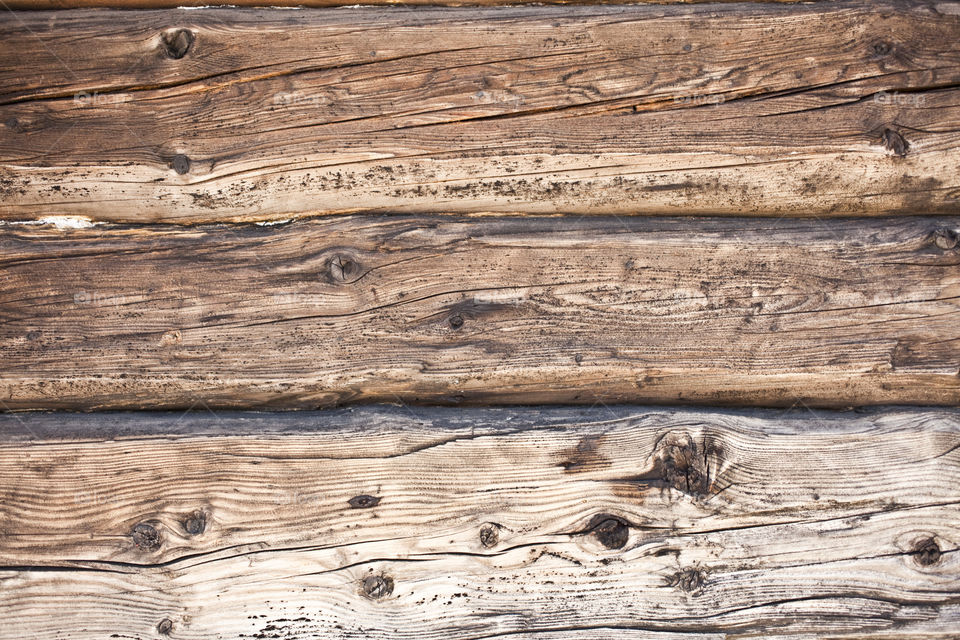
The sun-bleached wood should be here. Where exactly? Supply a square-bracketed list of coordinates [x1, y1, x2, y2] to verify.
[1, 1, 959, 223]
[0, 406, 958, 638]
[1, 215, 959, 409]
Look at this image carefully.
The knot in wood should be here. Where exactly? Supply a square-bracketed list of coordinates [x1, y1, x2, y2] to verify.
[348, 494, 381, 509]
[933, 228, 958, 250]
[329, 254, 359, 283]
[362, 574, 394, 599]
[449, 314, 464, 329]
[672, 567, 705, 593]
[881, 128, 909, 157]
[170, 154, 190, 175]
[872, 41, 892, 57]
[161, 29, 194, 59]
[131, 522, 162, 551]
[157, 618, 174, 635]
[913, 537, 941, 566]
[641, 433, 719, 498]
[588, 514, 629, 549]
[479, 524, 500, 548]
[182, 510, 206, 536]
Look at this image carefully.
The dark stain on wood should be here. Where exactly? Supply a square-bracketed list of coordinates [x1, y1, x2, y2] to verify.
[560, 435, 610, 473]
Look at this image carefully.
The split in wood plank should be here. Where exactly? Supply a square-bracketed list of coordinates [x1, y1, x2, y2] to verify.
[0, 406, 958, 638]
[2, 1, 960, 222]
[1, 215, 959, 409]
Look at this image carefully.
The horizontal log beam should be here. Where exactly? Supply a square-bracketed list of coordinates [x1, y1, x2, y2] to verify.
[1, 215, 959, 409]
[0, 406, 958, 638]
[1, 2, 959, 222]
[0, 0, 840, 8]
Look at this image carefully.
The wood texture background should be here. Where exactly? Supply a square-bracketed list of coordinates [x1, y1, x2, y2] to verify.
[1, 406, 958, 638]
[2, 1, 960, 636]
[0, 0, 844, 8]
[1, 1, 960, 223]
[2, 215, 959, 409]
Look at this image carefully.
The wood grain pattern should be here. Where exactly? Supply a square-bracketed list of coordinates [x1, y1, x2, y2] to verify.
[0, 406, 958, 638]
[0, 0, 851, 8]
[2, 215, 959, 409]
[2, 2, 960, 223]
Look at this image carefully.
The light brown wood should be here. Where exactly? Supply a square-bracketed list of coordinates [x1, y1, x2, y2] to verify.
[0, 0, 844, 8]
[0, 406, 958, 638]
[1, 2, 959, 223]
[0, 0, 840, 7]
[1, 215, 959, 409]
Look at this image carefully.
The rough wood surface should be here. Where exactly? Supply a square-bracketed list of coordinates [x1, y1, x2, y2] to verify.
[0, 0, 842, 7]
[2, 1, 960, 223]
[0, 406, 958, 638]
[2, 215, 959, 409]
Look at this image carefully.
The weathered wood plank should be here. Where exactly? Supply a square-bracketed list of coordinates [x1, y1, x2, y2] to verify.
[0, 406, 958, 638]
[1, 215, 959, 409]
[0, 0, 856, 8]
[2, 2, 959, 222]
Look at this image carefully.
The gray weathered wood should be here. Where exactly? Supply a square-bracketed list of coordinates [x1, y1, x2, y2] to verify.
[2, 1, 959, 222]
[0, 406, 958, 638]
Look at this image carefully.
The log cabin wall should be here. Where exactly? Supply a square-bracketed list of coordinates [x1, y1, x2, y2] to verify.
[1, 0, 959, 638]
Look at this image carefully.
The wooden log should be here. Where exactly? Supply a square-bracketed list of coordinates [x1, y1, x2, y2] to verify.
[1, 215, 959, 409]
[1, 2, 960, 223]
[0, 406, 958, 638]
[0, 0, 851, 9]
